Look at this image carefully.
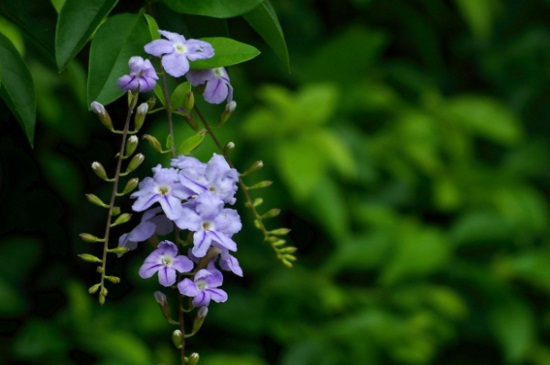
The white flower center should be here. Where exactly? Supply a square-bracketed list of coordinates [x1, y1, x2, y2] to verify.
[196, 280, 208, 290]
[202, 221, 212, 231]
[160, 255, 173, 267]
[174, 43, 187, 54]
[156, 184, 170, 195]
[214, 68, 223, 77]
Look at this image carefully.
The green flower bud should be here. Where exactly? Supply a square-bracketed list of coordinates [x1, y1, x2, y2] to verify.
[125, 135, 139, 156]
[172, 330, 183, 349]
[192, 306, 208, 333]
[269, 228, 291, 236]
[241, 160, 263, 176]
[110, 213, 132, 227]
[91, 161, 109, 181]
[90, 101, 113, 130]
[143, 134, 163, 153]
[188, 353, 200, 365]
[224, 141, 235, 154]
[107, 246, 130, 255]
[125, 153, 144, 174]
[247, 180, 273, 190]
[262, 208, 280, 219]
[218, 100, 237, 126]
[105, 275, 121, 284]
[78, 253, 103, 263]
[85, 193, 107, 208]
[88, 283, 101, 294]
[79, 233, 104, 242]
[184, 90, 195, 113]
[134, 103, 149, 130]
[119, 178, 139, 196]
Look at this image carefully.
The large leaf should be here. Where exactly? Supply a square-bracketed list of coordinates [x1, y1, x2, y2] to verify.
[190, 37, 260, 69]
[87, 12, 151, 106]
[0, 0, 56, 61]
[243, 0, 290, 72]
[55, 0, 118, 70]
[0, 33, 36, 146]
[161, 0, 263, 18]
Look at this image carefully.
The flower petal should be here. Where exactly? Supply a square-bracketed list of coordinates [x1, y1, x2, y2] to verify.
[162, 53, 189, 78]
[144, 39, 174, 56]
[207, 288, 227, 303]
[177, 278, 199, 296]
[173, 255, 194, 273]
[158, 266, 176, 286]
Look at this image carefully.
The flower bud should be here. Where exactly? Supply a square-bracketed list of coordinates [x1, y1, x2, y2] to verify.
[125, 153, 144, 174]
[91, 162, 109, 181]
[125, 135, 139, 156]
[146, 97, 156, 110]
[79, 233, 104, 242]
[110, 213, 132, 227]
[247, 180, 273, 190]
[154, 291, 172, 320]
[78, 253, 103, 263]
[107, 246, 130, 255]
[262, 208, 281, 219]
[188, 353, 200, 365]
[119, 178, 139, 195]
[172, 330, 183, 349]
[143, 134, 163, 153]
[85, 193, 107, 208]
[219, 101, 237, 126]
[192, 306, 208, 333]
[90, 101, 113, 130]
[134, 103, 149, 130]
[269, 228, 291, 236]
[224, 141, 235, 154]
[241, 160, 263, 176]
[88, 283, 101, 294]
[184, 90, 195, 113]
[105, 275, 121, 284]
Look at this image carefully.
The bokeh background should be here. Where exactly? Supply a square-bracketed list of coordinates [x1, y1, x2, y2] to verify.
[1, 0, 550, 364]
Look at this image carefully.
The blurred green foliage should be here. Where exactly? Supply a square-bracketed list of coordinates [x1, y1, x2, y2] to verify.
[1, 0, 550, 364]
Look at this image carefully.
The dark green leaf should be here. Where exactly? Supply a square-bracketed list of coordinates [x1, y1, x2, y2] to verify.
[161, 0, 263, 18]
[170, 81, 191, 109]
[87, 12, 151, 106]
[191, 37, 260, 69]
[143, 13, 160, 41]
[243, 0, 290, 72]
[0, 33, 36, 147]
[0, 1, 56, 61]
[55, 0, 119, 71]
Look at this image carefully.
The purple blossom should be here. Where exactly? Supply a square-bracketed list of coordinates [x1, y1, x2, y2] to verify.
[117, 56, 158, 92]
[174, 192, 241, 258]
[177, 268, 227, 307]
[118, 207, 174, 253]
[144, 30, 214, 78]
[175, 154, 238, 205]
[186, 67, 233, 104]
[139, 241, 193, 286]
[131, 165, 192, 220]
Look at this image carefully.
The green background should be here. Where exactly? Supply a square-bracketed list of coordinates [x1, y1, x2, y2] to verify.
[1, 0, 550, 364]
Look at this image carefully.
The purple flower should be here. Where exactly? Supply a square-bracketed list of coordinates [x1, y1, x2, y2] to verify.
[175, 154, 238, 205]
[117, 56, 158, 92]
[131, 165, 191, 220]
[177, 268, 227, 307]
[174, 192, 241, 258]
[139, 241, 193, 286]
[144, 30, 214, 78]
[118, 207, 174, 253]
[186, 67, 233, 104]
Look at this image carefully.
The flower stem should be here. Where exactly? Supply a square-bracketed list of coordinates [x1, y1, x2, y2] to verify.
[98, 92, 138, 304]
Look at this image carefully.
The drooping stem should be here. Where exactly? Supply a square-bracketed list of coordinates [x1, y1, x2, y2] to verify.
[160, 67, 187, 365]
[98, 93, 138, 303]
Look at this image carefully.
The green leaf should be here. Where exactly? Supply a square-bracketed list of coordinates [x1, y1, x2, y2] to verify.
[177, 131, 205, 154]
[161, 0, 263, 18]
[190, 37, 260, 69]
[243, 0, 290, 72]
[454, 0, 497, 42]
[55, 0, 118, 71]
[446, 95, 522, 145]
[0, 1, 56, 61]
[143, 13, 160, 40]
[87, 12, 151, 106]
[170, 81, 191, 109]
[488, 294, 534, 363]
[0, 33, 36, 146]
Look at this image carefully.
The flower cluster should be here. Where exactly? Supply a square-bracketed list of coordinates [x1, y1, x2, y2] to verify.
[117, 29, 233, 104]
[119, 153, 242, 308]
